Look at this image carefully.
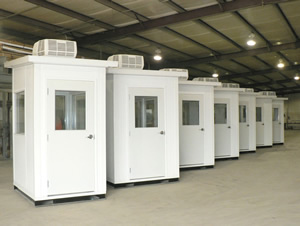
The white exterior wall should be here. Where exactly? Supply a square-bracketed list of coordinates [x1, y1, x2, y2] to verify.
[106, 68, 184, 184]
[179, 81, 220, 167]
[273, 98, 286, 144]
[239, 94, 256, 152]
[214, 89, 240, 159]
[6, 56, 116, 201]
[256, 97, 273, 147]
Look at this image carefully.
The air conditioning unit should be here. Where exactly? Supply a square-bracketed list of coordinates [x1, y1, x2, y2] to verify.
[160, 68, 188, 73]
[108, 54, 144, 69]
[244, 88, 254, 93]
[160, 68, 189, 80]
[193, 77, 219, 82]
[260, 91, 276, 96]
[222, 83, 240, 88]
[32, 39, 77, 57]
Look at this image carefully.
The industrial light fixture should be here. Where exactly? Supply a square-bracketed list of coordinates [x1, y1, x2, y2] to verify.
[153, 49, 162, 61]
[247, 33, 256, 46]
[212, 73, 219, 78]
[294, 74, 299, 80]
[277, 59, 285, 68]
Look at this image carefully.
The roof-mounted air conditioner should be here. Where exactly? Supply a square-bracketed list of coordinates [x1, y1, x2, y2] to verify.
[108, 54, 144, 69]
[160, 68, 189, 80]
[222, 83, 240, 88]
[244, 88, 254, 93]
[193, 77, 219, 82]
[32, 39, 77, 57]
[160, 68, 188, 73]
[260, 91, 276, 96]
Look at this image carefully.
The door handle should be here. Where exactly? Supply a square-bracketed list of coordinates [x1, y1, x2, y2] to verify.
[247, 124, 250, 127]
[228, 126, 231, 129]
[87, 134, 94, 139]
[200, 128, 205, 131]
[160, 131, 165, 135]
[262, 123, 264, 125]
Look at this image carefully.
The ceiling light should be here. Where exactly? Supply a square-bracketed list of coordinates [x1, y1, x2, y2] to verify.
[212, 73, 219, 78]
[294, 75, 299, 80]
[154, 54, 162, 61]
[154, 49, 162, 61]
[247, 33, 256, 46]
[277, 60, 285, 68]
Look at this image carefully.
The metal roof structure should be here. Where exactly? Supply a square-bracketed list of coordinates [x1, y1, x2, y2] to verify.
[1, 0, 300, 95]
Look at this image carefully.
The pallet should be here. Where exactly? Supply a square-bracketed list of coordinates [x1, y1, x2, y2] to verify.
[240, 150, 256, 154]
[215, 157, 239, 161]
[256, 145, 273, 149]
[14, 186, 105, 206]
[180, 165, 214, 171]
[108, 178, 179, 188]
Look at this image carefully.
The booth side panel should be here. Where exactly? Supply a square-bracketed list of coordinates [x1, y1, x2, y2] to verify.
[231, 93, 240, 158]
[106, 76, 115, 182]
[13, 65, 35, 198]
[264, 100, 273, 146]
[249, 96, 257, 151]
[165, 77, 179, 179]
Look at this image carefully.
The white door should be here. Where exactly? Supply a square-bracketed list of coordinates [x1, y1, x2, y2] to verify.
[47, 80, 95, 196]
[273, 106, 281, 143]
[179, 94, 204, 166]
[214, 99, 231, 157]
[256, 105, 264, 145]
[239, 102, 249, 150]
[129, 88, 165, 180]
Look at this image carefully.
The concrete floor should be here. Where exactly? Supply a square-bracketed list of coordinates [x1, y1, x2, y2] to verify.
[1, 130, 300, 226]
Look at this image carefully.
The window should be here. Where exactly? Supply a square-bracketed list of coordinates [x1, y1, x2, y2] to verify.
[239, 105, 247, 123]
[135, 96, 158, 128]
[55, 91, 86, 130]
[214, 103, 227, 124]
[273, 108, 279, 122]
[16, 92, 25, 133]
[182, 101, 199, 125]
[256, 107, 262, 122]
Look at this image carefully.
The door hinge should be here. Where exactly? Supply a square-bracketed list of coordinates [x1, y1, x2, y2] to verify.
[47, 180, 49, 188]
[129, 168, 131, 173]
[47, 134, 49, 141]
[47, 88, 49, 95]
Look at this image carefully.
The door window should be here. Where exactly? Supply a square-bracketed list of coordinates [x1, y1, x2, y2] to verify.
[16, 92, 25, 134]
[256, 107, 262, 122]
[135, 96, 158, 128]
[55, 91, 86, 130]
[182, 100, 199, 125]
[273, 108, 279, 121]
[239, 105, 247, 123]
[214, 103, 227, 124]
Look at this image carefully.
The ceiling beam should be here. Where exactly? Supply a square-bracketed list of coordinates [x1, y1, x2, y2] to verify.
[242, 79, 292, 88]
[221, 64, 300, 80]
[78, 0, 291, 45]
[274, 4, 299, 40]
[0, 9, 82, 38]
[163, 40, 300, 67]
[25, 0, 114, 30]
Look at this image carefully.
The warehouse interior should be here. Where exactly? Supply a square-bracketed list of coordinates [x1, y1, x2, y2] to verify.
[1, 0, 300, 225]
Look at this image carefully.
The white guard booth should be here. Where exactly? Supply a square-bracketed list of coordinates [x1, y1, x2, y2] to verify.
[239, 88, 258, 153]
[256, 91, 277, 147]
[179, 77, 221, 168]
[272, 97, 288, 144]
[106, 61, 187, 186]
[5, 54, 117, 205]
[214, 83, 243, 159]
